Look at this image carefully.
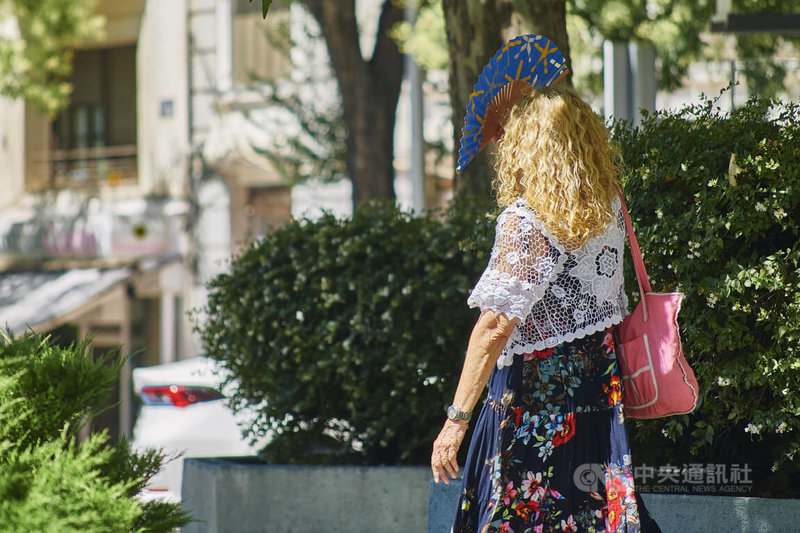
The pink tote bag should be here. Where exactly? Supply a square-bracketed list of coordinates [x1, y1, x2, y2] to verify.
[614, 191, 699, 419]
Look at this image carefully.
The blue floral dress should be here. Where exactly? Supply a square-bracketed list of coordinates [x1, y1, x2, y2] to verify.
[451, 328, 660, 533]
[453, 197, 661, 532]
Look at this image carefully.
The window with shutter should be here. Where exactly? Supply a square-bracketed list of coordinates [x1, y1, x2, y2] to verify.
[25, 45, 137, 191]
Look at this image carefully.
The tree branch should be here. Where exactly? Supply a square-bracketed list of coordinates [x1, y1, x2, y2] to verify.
[371, 0, 405, 76]
[301, 0, 367, 107]
[302, 0, 364, 76]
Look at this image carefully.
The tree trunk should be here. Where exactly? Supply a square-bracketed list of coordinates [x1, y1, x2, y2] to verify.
[511, 0, 571, 81]
[345, 78, 399, 208]
[303, 0, 404, 209]
[442, 0, 571, 202]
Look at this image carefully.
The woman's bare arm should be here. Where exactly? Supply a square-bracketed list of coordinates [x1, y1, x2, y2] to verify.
[452, 309, 518, 413]
[431, 309, 518, 483]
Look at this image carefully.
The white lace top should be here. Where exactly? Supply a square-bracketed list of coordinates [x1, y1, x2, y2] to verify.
[467, 196, 629, 368]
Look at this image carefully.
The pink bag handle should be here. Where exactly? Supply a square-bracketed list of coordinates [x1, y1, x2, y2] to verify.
[615, 187, 652, 320]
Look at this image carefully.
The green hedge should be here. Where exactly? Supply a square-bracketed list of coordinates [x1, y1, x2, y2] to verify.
[200, 199, 493, 464]
[201, 95, 800, 495]
[613, 96, 800, 496]
[0, 333, 190, 532]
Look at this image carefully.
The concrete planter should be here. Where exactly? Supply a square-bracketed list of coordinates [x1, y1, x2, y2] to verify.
[428, 479, 800, 533]
[182, 458, 800, 532]
[181, 458, 431, 533]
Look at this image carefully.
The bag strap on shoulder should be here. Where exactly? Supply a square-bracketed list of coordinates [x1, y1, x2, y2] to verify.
[615, 186, 653, 319]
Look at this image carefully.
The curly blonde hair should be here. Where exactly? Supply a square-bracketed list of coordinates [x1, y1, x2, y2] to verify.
[492, 84, 621, 247]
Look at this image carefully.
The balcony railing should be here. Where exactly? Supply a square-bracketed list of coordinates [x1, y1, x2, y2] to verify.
[47, 144, 138, 188]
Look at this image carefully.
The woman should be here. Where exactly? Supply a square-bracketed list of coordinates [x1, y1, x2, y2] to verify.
[432, 85, 660, 532]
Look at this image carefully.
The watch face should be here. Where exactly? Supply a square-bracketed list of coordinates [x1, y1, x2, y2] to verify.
[447, 405, 468, 420]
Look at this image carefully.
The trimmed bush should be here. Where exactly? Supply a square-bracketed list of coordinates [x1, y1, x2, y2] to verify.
[613, 95, 800, 497]
[200, 199, 493, 465]
[0, 332, 190, 532]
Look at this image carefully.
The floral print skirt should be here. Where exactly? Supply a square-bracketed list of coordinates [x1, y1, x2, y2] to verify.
[452, 329, 660, 533]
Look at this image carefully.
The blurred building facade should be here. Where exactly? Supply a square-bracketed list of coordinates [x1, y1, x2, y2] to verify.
[0, 0, 293, 439]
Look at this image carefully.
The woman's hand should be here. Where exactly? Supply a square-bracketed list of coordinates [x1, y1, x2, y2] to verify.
[431, 419, 469, 484]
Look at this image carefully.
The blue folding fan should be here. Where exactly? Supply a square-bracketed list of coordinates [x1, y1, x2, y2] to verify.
[457, 34, 569, 174]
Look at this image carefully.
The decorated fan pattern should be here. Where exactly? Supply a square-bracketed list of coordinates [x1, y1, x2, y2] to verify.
[457, 34, 570, 174]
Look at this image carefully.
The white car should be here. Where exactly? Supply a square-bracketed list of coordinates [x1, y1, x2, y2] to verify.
[131, 357, 266, 501]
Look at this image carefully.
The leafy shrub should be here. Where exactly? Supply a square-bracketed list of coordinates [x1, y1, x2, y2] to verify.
[613, 95, 800, 496]
[0, 333, 191, 532]
[200, 199, 494, 464]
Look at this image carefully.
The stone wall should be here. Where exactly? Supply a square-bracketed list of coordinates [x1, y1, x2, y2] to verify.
[183, 458, 800, 532]
[181, 458, 431, 533]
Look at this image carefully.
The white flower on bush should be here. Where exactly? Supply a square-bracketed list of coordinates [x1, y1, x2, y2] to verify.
[716, 376, 731, 386]
[776, 422, 789, 434]
[686, 240, 702, 260]
[296, 310, 304, 322]
[661, 428, 669, 438]
[744, 423, 763, 435]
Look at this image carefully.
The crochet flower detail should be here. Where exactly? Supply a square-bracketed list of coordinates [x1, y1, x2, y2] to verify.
[570, 244, 622, 304]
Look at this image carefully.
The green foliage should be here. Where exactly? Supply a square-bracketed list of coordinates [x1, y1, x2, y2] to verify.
[0, 334, 121, 447]
[0, 0, 105, 114]
[391, 0, 448, 71]
[613, 94, 800, 496]
[0, 332, 191, 532]
[200, 198, 495, 464]
[0, 433, 140, 532]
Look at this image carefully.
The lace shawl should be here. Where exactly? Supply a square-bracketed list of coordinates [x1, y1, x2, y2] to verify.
[467, 197, 628, 368]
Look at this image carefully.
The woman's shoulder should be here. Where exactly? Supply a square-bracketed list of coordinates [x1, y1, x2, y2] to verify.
[497, 197, 540, 230]
[498, 197, 567, 253]
[499, 196, 542, 220]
